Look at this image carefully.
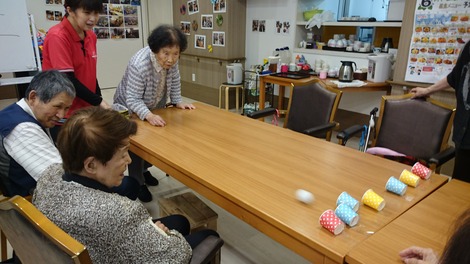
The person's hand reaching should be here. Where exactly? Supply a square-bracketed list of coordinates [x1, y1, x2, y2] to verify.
[399, 246, 439, 264]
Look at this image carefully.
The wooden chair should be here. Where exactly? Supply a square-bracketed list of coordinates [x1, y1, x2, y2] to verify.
[337, 93, 456, 172]
[248, 78, 342, 141]
[0, 195, 92, 264]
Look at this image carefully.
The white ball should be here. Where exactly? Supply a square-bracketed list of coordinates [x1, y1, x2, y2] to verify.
[295, 189, 314, 204]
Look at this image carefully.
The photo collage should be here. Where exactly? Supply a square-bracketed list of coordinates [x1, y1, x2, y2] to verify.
[94, 0, 141, 40]
[179, 0, 226, 50]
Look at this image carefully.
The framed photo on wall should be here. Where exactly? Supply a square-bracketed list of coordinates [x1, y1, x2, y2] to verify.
[212, 31, 225, 47]
[213, 0, 226, 13]
[180, 21, 191, 35]
[201, 15, 213, 29]
[195, 34, 206, 49]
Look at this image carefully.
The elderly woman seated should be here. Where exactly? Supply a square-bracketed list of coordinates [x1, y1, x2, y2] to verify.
[33, 107, 219, 263]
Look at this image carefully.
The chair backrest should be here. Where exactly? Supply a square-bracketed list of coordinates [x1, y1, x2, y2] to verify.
[373, 93, 455, 160]
[0, 195, 92, 264]
[285, 79, 342, 141]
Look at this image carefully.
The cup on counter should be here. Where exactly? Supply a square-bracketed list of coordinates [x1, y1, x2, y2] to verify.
[411, 162, 432, 180]
[362, 189, 386, 211]
[353, 41, 362, 51]
[289, 63, 297, 72]
[319, 209, 345, 235]
[372, 47, 382, 54]
[319, 70, 327, 79]
[399, 169, 420, 187]
[280, 63, 288, 73]
[386, 176, 407, 196]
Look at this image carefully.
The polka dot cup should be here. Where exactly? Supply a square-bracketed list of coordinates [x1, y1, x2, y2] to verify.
[411, 162, 432, 180]
[319, 209, 345, 235]
[335, 203, 359, 227]
[386, 176, 407, 196]
[362, 189, 386, 211]
[336, 191, 360, 212]
[399, 169, 420, 187]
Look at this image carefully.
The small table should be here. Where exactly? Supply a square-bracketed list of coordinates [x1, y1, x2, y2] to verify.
[346, 179, 470, 264]
[258, 75, 392, 115]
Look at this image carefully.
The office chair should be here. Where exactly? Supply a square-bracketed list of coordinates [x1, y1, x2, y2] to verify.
[0, 195, 92, 264]
[248, 79, 342, 141]
[337, 93, 456, 172]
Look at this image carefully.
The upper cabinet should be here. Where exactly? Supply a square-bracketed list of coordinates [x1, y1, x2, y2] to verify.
[172, 0, 246, 60]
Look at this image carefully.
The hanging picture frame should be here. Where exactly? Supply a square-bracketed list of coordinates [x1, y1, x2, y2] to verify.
[195, 34, 206, 49]
[213, 0, 226, 13]
[201, 15, 213, 29]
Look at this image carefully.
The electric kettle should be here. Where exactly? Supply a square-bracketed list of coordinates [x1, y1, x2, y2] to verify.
[338, 61, 356, 82]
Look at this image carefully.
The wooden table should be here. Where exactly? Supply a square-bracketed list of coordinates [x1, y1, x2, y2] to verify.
[130, 103, 447, 264]
[258, 75, 392, 114]
[346, 179, 470, 264]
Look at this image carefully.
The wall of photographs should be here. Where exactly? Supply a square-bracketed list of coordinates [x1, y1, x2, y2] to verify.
[172, 0, 246, 60]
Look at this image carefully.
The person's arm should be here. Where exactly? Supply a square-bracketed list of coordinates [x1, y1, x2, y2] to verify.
[399, 246, 439, 264]
[124, 63, 152, 120]
[410, 77, 452, 98]
[65, 72, 103, 106]
[4, 123, 62, 181]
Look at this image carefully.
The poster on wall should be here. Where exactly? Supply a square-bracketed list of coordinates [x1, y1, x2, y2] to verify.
[94, 2, 140, 40]
[405, 0, 470, 83]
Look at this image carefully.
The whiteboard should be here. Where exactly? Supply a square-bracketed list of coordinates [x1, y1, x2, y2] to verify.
[0, 0, 38, 73]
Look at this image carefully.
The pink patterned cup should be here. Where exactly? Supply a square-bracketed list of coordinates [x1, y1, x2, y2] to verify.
[411, 162, 432, 180]
[319, 209, 345, 235]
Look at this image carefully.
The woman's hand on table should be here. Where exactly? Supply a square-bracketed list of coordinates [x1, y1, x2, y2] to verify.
[399, 246, 439, 264]
[176, 103, 196, 110]
[145, 112, 166, 127]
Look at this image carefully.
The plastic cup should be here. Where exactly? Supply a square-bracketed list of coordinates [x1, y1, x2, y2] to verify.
[399, 169, 420, 187]
[336, 191, 359, 212]
[335, 203, 359, 227]
[319, 209, 345, 235]
[411, 162, 432, 180]
[362, 189, 386, 211]
[386, 176, 407, 196]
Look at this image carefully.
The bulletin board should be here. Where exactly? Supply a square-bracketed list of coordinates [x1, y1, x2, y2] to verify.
[0, 0, 39, 73]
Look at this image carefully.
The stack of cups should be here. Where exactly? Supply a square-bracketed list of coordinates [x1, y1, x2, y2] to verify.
[362, 189, 386, 211]
[399, 169, 420, 187]
[319, 209, 345, 235]
[335, 192, 360, 227]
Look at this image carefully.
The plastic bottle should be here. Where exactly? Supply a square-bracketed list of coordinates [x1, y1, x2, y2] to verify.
[283, 47, 292, 64]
